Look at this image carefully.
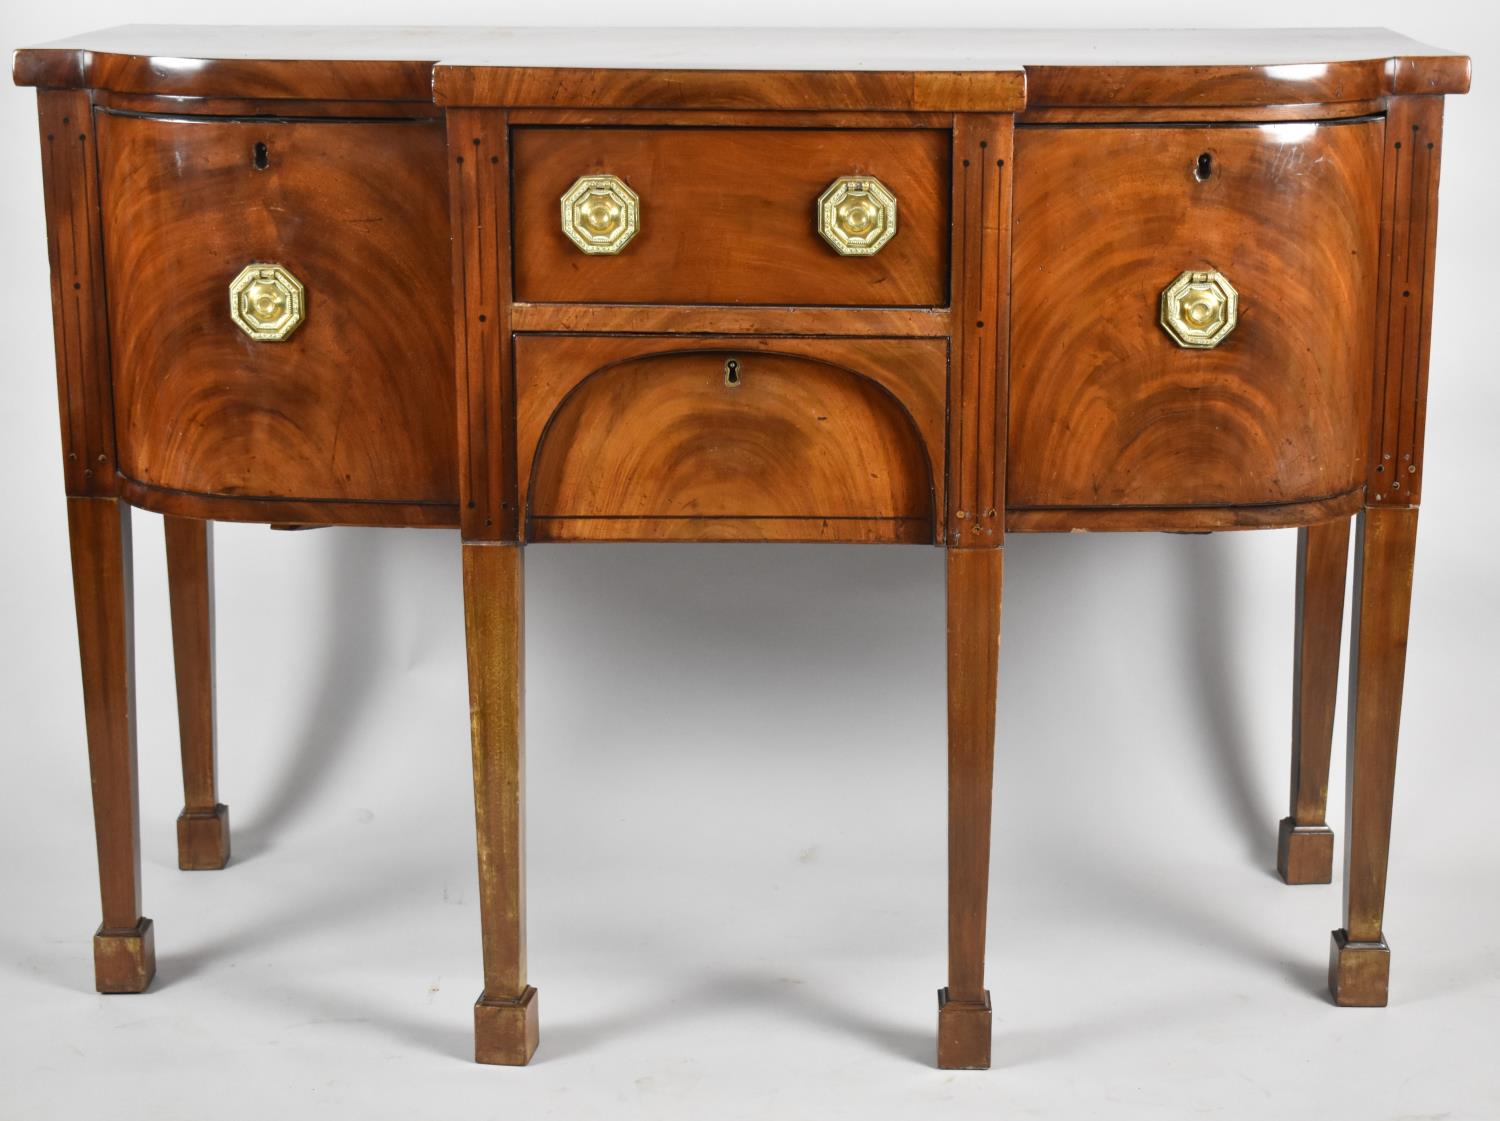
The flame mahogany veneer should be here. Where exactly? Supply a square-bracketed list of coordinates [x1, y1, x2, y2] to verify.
[14, 26, 1470, 1070]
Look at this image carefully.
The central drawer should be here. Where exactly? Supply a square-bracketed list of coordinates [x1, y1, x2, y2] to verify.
[511, 127, 951, 307]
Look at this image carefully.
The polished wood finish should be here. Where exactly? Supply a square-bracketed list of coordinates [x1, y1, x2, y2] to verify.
[941, 547, 1002, 1069]
[1333, 507, 1418, 1006]
[1369, 97, 1446, 508]
[947, 115, 1012, 546]
[165, 516, 230, 871]
[17, 24, 1471, 1070]
[1010, 119, 1382, 512]
[462, 543, 537, 1064]
[1279, 518, 1352, 885]
[512, 128, 950, 307]
[36, 90, 116, 500]
[447, 107, 518, 542]
[67, 497, 153, 993]
[514, 335, 947, 544]
[95, 111, 458, 511]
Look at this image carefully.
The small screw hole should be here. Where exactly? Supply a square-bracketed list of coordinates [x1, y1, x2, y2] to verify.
[1194, 152, 1213, 181]
[253, 141, 269, 171]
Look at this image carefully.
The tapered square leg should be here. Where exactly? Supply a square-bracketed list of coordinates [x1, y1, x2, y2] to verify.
[939, 549, 1001, 1070]
[165, 516, 230, 870]
[1331, 508, 1417, 1006]
[1329, 929, 1391, 1006]
[1277, 819, 1334, 886]
[93, 918, 156, 994]
[464, 543, 539, 1064]
[1279, 519, 1349, 885]
[176, 805, 231, 871]
[475, 986, 540, 1066]
[938, 987, 992, 1070]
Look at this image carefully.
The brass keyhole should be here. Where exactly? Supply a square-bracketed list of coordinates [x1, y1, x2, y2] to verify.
[724, 358, 741, 387]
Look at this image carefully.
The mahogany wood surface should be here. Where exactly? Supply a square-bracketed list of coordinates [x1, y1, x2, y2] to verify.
[67, 497, 153, 993]
[1009, 118, 1383, 512]
[164, 516, 230, 871]
[95, 110, 458, 511]
[1279, 518, 1352, 886]
[940, 547, 1002, 1069]
[14, 22, 1472, 1072]
[1333, 507, 1419, 1006]
[462, 542, 538, 1065]
[512, 127, 950, 307]
[514, 334, 948, 544]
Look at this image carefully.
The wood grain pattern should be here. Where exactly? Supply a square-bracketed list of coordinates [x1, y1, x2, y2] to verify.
[512, 127, 950, 307]
[947, 115, 1012, 547]
[462, 542, 538, 1065]
[1368, 97, 1446, 507]
[528, 350, 932, 538]
[515, 335, 948, 544]
[165, 516, 230, 871]
[119, 477, 458, 528]
[940, 547, 1002, 1070]
[1009, 119, 1383, 511]
[509, 303, 951, 337]
[447, 107, 518, 541]
[95, 111, 457, 509]
[1005, 491, 1365, 535]
[67, 497, 154, 992]
[1278, 517, 1351, 886]
[35, 90, 116, 498]
[1333, 506, 1418, 1006]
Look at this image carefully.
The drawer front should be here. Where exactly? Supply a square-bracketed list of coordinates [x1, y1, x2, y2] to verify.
[1009, 119, 1383, 509]
[512, 128, 950, 307]
[96, 112, 457, 506]
[516, 335, 948, 542]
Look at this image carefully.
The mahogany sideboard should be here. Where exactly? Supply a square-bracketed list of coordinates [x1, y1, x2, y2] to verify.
[13, 26, 1471, 1070]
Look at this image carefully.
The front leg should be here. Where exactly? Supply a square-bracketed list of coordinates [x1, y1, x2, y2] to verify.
[1330, 507, 1417, 1005]
[463, 542, 538, 1064]
[67, 497, 154, 992]
[165, 516, 230, 870]
[938, 547, 1002, 1069]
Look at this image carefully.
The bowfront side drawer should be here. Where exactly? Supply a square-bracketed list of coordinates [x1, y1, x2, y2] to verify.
[511, 127, 951, 306]
[515, 334, 949, 542]
[95, 111, 457, 506]
[1009, 118, 1384, 510]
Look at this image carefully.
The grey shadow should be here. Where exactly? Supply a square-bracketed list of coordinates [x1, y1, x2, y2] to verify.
[233, 530, 388, 861]
[1177, 533, 1278, 864]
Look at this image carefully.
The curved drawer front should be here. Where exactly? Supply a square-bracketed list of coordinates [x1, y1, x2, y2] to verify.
[1008, 118, 1384, 510]
[512, 127, 951, 307]
[96, 111, 457, 506]
[517, 335, 948, 543]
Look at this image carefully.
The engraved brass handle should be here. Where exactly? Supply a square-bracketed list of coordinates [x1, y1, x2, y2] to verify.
[817, 176, 898, 256]
[1160, 269, 1238, 349]
[229, 263, 305, 342]
[561, 174, 640, 255]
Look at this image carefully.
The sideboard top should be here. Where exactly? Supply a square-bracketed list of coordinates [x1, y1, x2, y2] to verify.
[13, 26, 1470, 110]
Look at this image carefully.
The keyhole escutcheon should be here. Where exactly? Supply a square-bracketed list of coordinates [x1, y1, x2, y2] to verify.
[724, 358, 741, 387]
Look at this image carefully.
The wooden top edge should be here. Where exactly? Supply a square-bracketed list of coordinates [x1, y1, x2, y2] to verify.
[12, 26, 1470, 107]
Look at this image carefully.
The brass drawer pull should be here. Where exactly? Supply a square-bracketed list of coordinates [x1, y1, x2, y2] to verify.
[229, 263, 305, 342]
[818, 176, 898, 256]
[1160, 269, 1238, 349]
[561, 174, 639, 255]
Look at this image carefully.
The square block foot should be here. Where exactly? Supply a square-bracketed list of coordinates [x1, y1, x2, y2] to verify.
[1277, 818, 1334, 885]
[937, 987, 992, 1069]
[93, 918, 155, 994]
[475, 986, 539, 1065]
[1329, 929, 1390, 1006]
[177, 804, 231, 870]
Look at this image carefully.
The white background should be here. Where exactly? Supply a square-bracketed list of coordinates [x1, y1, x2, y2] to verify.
[1, 4, 1497, 1120]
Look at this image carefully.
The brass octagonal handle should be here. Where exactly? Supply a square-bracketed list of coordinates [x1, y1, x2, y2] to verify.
[229, 263, 306, 342]
[561, 174, 640, 255]
[818, 176, 898, 256]
[1160, 269, 1239, 349]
